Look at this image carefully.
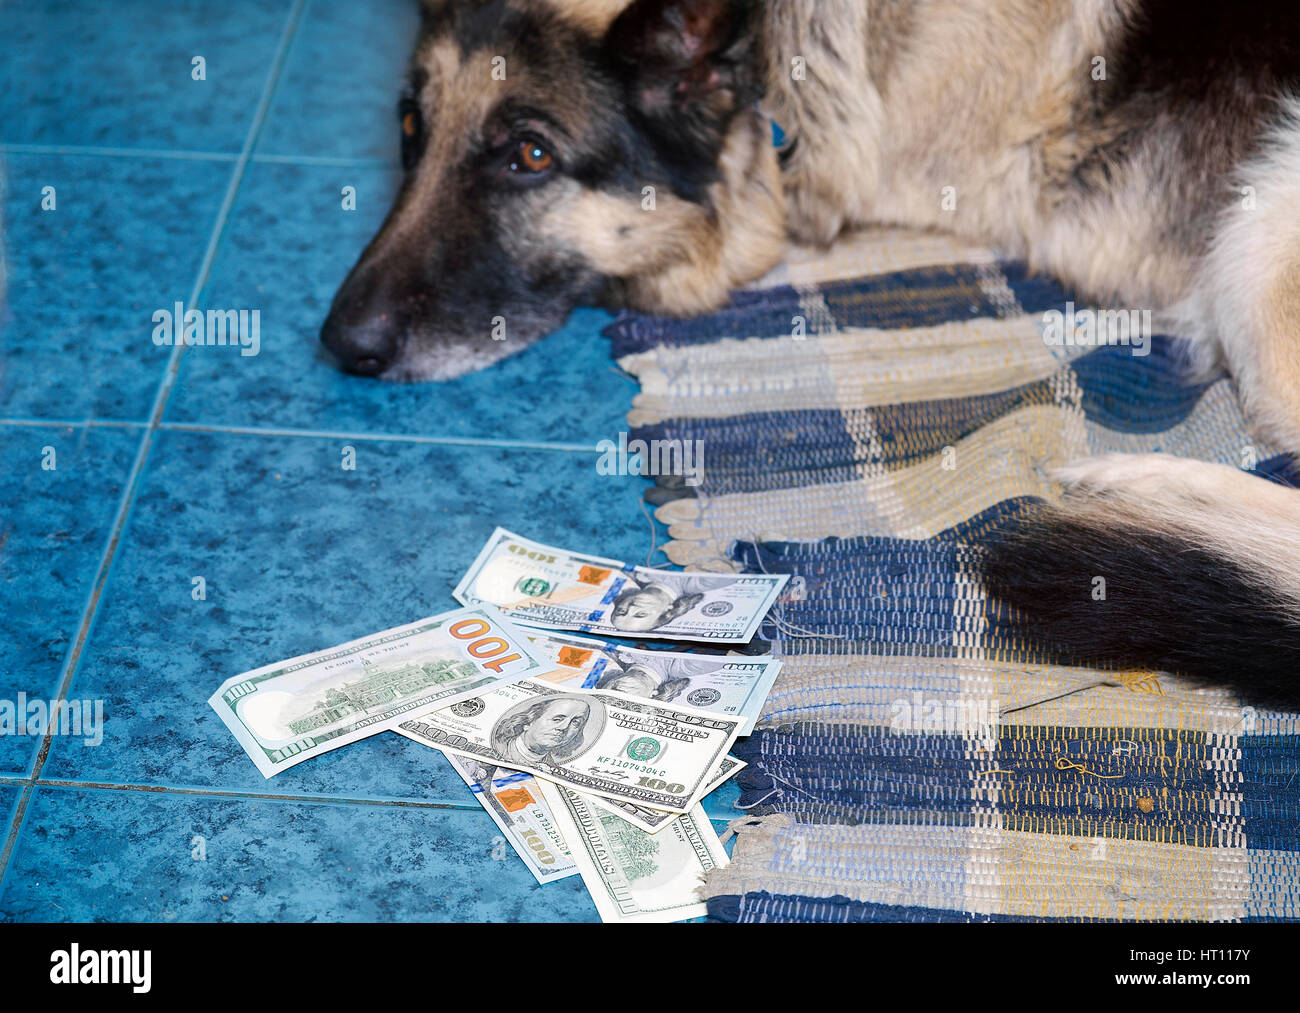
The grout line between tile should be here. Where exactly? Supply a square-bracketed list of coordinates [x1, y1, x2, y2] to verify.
[27, 778, 478, 812]
[0, 418, 147, 431]
[0, 0, 310, 889]
[0, 143, 399, 171]
[1, 776, 736, 822]
[0, 143, 239, 162]
[159, 421, 604, 453]
[2, 421, 607, 454]
[251, 153, 398, 168]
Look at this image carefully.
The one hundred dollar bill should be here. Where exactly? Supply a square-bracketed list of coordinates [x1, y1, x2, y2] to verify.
[527, 631, 781, 733]
[537, 781, 728, 924]
[444, 752, 578, 884]
[453, 528, 788, 643]
[209, 606, 544, 777]
[396, 678, 742, 813]
[584, 754, 747, 834]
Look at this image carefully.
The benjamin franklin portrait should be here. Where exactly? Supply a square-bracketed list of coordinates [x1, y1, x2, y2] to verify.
[490, 694, 604, 765]
[593, 651, 728, 704]
[595, 663, 690, 703]
[608, 573, 738, 633]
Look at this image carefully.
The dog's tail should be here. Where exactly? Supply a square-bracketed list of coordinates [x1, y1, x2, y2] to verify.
[981, 453, 1300, 710]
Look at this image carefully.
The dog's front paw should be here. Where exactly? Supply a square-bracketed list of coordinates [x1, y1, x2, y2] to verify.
[784, 187, 845, 247]
[1235, 380, 1300, 463]
[780, 164, 851, 247]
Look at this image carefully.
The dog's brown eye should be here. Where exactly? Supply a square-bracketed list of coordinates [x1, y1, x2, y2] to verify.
[398, 99, 423, 172]
[510, 140, 553, 174]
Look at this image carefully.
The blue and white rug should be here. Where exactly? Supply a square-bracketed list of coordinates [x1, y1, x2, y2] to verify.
[606, 228, 1300, 922]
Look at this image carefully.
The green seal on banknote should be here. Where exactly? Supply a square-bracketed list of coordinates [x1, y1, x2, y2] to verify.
[625, 736, 662, 762]
[687, 688, 722, 707]
[517, 578, 551, 596]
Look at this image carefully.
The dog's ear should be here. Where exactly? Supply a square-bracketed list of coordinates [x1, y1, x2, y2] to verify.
[605, 0, 762, 169]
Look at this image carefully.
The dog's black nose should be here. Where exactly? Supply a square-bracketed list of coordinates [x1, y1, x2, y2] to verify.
[320, 312, 397, 378]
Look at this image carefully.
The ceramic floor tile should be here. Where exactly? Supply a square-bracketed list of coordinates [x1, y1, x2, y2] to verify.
[0, 785, 19, 847]
[163, 160, 635, 442]
[1, 0, 744, 926]
[0, 785, 598, 922]
[42, 428, 661, 797]
[255, 0, 419, 162]
[0, 0, 294, 151]
[1, 154, 233, 421]
[0, 424, 141, 777]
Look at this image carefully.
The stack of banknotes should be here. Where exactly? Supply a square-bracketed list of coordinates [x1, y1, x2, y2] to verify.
[209, 528, 788, 923]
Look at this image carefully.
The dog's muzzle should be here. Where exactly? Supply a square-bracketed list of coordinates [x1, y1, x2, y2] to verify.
[319, 267, 402, 378]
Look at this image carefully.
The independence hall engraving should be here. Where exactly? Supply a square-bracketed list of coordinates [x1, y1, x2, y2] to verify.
[287, 658, 477, 735]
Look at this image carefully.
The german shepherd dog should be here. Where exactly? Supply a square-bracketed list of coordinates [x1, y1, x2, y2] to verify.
[321, 0, 1300, 706]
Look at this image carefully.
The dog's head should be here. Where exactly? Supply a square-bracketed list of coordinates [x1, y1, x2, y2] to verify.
[320, 0, 785, 380]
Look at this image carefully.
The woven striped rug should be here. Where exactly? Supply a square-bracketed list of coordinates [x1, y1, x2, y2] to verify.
[606, 228, 1300, 923]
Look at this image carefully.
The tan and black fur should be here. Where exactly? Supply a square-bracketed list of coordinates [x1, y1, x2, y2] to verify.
[321, 0, 1300, 705]
[766, 0, 1300, 452]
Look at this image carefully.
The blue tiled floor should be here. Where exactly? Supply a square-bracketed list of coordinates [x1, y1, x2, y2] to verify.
[3, 787, 599, 922]
[2, 153, 231, 420]
[0, 0, 715, 922]
[0, 0, 293, 152]
[0, 424, 140, 778]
